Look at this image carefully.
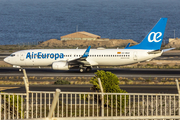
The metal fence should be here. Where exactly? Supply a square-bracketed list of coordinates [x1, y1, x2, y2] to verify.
[0, 93, 27, 120]
[1, 91, 180, 120]
[29, 92, 180, 118]
[1, 69, 180, 120]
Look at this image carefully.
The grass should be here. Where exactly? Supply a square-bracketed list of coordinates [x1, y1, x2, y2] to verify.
[54, 79, 71, 85]
[0, 76, 179, 85]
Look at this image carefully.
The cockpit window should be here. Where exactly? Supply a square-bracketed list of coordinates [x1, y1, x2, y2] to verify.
[10, 54, 15, 57]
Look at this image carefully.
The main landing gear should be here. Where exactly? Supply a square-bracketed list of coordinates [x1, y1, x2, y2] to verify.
[86, 67, 92, 72]
[79, 67, 92, 73]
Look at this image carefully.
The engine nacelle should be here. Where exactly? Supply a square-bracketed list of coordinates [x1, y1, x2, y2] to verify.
[52, 61, 69, 70]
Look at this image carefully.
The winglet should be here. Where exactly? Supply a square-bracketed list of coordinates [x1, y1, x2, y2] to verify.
[82, 46, 91, 58]
[125, 43, 130, 48]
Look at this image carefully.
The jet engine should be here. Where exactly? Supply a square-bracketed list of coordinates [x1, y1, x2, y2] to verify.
[52, 61, 69, 70]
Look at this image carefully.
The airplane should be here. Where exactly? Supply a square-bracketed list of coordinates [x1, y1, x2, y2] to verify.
[4, 18, 174, 72]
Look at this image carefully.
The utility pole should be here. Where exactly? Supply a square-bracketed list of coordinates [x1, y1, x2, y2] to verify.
[76, 25, 78, 32]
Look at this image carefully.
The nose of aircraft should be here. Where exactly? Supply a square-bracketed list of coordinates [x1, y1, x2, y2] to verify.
[4, 57, 10, 63]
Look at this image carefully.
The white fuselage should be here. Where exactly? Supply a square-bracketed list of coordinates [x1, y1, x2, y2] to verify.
[4, 48, 162, 67]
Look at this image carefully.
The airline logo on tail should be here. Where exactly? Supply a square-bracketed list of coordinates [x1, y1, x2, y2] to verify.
[148, 32, 162, 42]
[125, 18, 167, 50]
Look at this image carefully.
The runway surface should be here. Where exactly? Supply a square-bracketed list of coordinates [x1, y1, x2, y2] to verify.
[0, 68, 180, 78]
[1, 85, 179, 94]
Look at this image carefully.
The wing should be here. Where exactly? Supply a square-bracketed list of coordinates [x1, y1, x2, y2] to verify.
[68, 46, 91, 66]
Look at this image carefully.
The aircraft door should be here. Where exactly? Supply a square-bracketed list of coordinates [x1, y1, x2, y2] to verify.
[133, 51, 138, 60]
[20, 52, 24, 61]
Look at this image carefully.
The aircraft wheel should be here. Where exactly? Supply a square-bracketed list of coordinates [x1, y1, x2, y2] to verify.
[86, 67, 92, 72]
[79, 68, 84, 73]
[79, 64, 83, 68]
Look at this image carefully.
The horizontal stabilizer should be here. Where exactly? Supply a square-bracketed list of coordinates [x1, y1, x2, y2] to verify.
[148, 50, 162, 54]
[162, 48, 175, 52]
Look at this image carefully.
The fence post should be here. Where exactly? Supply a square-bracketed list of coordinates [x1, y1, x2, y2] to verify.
[23, 69, 29, 119]
[48, 89, 61, 119]
[98, 78, 104, 117]
[175, 79, 180, 116]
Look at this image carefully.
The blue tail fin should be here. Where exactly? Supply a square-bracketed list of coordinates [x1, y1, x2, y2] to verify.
[125, 18, 167, 50]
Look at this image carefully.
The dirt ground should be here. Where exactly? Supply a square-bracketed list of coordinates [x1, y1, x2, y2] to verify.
[0, 61, 12, 67]
[38, 39, 137, 48]
[0, 87, 19, 91]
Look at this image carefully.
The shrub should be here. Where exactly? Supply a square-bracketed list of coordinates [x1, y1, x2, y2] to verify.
[85, 70, 128, 111]
[90, 70, 126, 93]
[1, 93, 24, 118]
[54, 79, 70, 85]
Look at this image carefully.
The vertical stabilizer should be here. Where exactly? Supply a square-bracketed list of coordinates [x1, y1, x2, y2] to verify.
[125, 18, 167, 50]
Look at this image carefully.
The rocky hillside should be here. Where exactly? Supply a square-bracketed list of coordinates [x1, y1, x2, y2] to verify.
[38, 39, 137, 48]
[165, 38, 180, 48]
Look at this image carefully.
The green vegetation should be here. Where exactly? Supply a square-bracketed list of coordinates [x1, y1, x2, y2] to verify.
[1, 93, 24, 118]
[82, 70, 128, 111]
[90, 70, 127, 93]
[54, 79, 71, 85]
